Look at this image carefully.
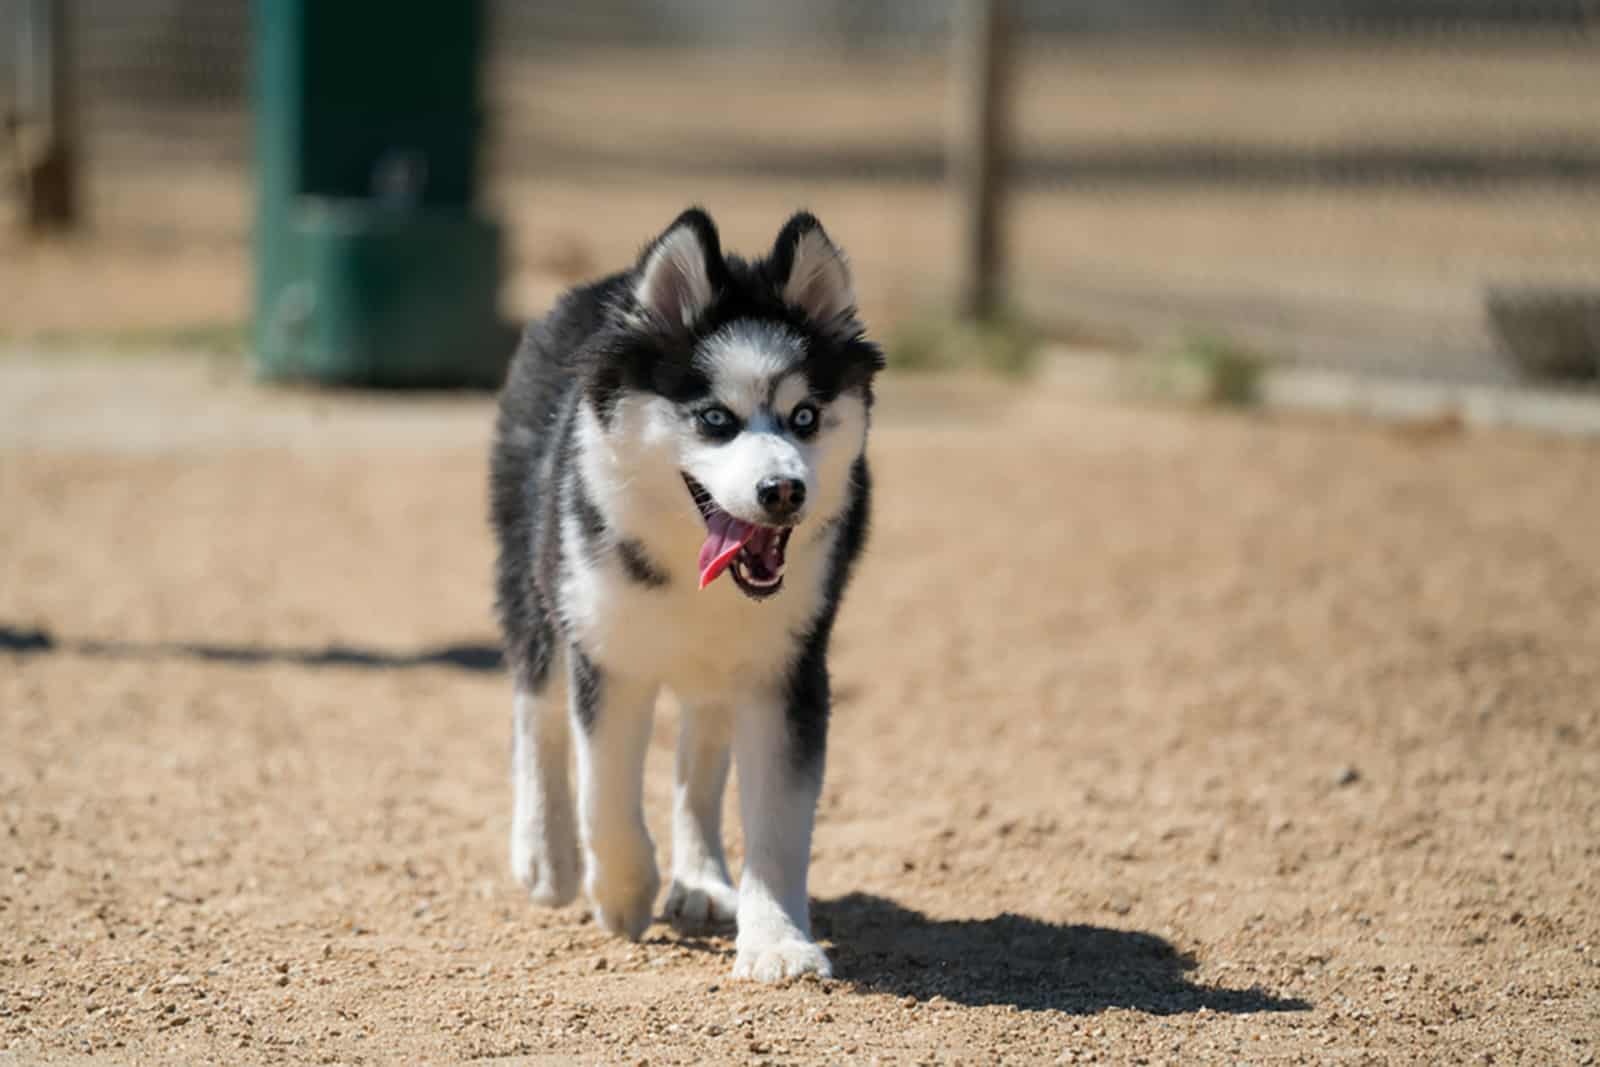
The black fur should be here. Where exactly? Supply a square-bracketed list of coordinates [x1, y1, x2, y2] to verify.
[490, 207, 880, 752]
[491, 277, 611, 692]
[585, 208, 883, 423]
[616, 540, 670, 588]
[567, 469, 607, 545]
[569, 644, 602, 730]
[784, 456, 873, 774]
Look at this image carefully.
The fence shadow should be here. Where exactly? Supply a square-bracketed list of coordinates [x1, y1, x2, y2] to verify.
[0, 623, 500, 672]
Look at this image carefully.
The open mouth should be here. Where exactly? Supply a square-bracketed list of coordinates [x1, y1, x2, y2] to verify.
[683, 475, 792, 600]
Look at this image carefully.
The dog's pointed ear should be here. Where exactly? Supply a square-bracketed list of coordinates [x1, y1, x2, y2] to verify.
[771, 212, 857, 337]
[633, 208, 723, 331]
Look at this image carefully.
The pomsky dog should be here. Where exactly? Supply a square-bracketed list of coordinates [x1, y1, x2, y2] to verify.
[489, 208, 882, 979]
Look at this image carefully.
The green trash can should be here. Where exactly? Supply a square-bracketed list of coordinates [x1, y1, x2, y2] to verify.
[251, 0, 512, 387]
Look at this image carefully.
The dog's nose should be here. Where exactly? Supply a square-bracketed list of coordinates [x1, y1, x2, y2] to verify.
[756, 477, 806, 519]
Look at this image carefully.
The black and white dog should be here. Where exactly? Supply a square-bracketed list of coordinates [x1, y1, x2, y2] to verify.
[490, 208, 882, 979]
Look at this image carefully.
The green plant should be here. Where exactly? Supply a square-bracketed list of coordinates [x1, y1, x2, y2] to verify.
[886, 310, 1040, 377]
[1167, 332, 1270, 407]
[0, 321, 248, 358]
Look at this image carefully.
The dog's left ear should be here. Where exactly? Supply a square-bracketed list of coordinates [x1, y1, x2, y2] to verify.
[770, 212, 857, 338]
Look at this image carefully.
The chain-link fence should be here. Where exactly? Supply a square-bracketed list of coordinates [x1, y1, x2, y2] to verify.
[6, 1, 1599, 383]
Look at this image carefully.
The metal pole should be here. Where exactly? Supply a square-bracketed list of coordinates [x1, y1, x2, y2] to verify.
[949, 0, 1012, 322]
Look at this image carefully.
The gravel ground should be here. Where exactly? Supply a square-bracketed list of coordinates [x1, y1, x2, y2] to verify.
[2, 358, 1598, 1065]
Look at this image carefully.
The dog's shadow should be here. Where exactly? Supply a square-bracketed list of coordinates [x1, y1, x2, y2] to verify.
[801, 893, 1309, 1016]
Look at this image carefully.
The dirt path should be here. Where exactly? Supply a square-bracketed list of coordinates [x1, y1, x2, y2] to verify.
[2, 359, 1598, 1064]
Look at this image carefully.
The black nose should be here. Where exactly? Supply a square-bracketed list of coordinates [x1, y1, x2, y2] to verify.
[756, 477, 806, 518]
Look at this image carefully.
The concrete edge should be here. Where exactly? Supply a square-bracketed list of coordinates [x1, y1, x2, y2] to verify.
[1040, 347, 1600, 439]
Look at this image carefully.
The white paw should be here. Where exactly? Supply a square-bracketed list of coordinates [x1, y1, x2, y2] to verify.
[732, 938, 833, 982]
[663, 876, 739, 932]
[586, 843, 660, 941]
[511, 829, 579, 907]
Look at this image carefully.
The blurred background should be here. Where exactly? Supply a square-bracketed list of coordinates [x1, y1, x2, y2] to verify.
[3, 0, 1598, 390]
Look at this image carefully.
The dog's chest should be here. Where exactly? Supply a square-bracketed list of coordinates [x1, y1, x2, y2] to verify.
[619, 586, 792, 693]
[566, 539, 827, 700]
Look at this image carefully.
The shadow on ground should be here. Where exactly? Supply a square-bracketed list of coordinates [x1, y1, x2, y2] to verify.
[814, 893, 1310, 1017]
[0, 623, 501, 672]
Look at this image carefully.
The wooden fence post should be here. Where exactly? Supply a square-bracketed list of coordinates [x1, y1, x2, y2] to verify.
[17, 0, 78, 229]
[949, 0, 1013, 322]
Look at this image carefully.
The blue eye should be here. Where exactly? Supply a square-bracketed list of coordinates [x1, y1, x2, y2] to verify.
[698, 406, 737, 436]
[790, 403, 819, 435]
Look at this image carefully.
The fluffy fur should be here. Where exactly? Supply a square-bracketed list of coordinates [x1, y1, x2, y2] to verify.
[490, 208, 882, 979]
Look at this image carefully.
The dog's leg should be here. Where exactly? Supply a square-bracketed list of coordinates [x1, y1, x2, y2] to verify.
[663, 701, 738, 931]
[731, 686, 832, 980]
[569, 647, 661, 940]
[509, 653, 579, 907]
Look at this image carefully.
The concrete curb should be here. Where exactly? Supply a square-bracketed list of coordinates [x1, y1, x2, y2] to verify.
[1040, 348, 1600, 439]
[1262, 366, 1600, 437]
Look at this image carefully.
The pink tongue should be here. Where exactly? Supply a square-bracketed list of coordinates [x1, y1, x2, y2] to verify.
[697, 512, 758, 590]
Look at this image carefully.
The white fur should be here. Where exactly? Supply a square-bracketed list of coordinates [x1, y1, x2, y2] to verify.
[572, 667, 661, 940]
[509, 676, 580, 907]
[665, 322, 865, 529]
[730, 691, 832, 980]
[696, 322, 805, 412]
[570, 335, 866, 977]
[683, 424, 810, 527]
[663, 700, 739, 929]
[566, 391, 851, 691]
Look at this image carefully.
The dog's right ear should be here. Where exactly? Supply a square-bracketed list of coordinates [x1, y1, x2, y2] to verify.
[632, 208, 723, 331]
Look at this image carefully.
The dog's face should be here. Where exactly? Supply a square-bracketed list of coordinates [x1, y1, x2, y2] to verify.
[586, 209, 882, 600]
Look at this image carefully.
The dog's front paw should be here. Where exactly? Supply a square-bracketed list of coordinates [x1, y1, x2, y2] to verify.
[663, 875, 739, 933]
[511, 826, 580, 908]
[586, 845, 660, 941]
[732, 938, 833, 982]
